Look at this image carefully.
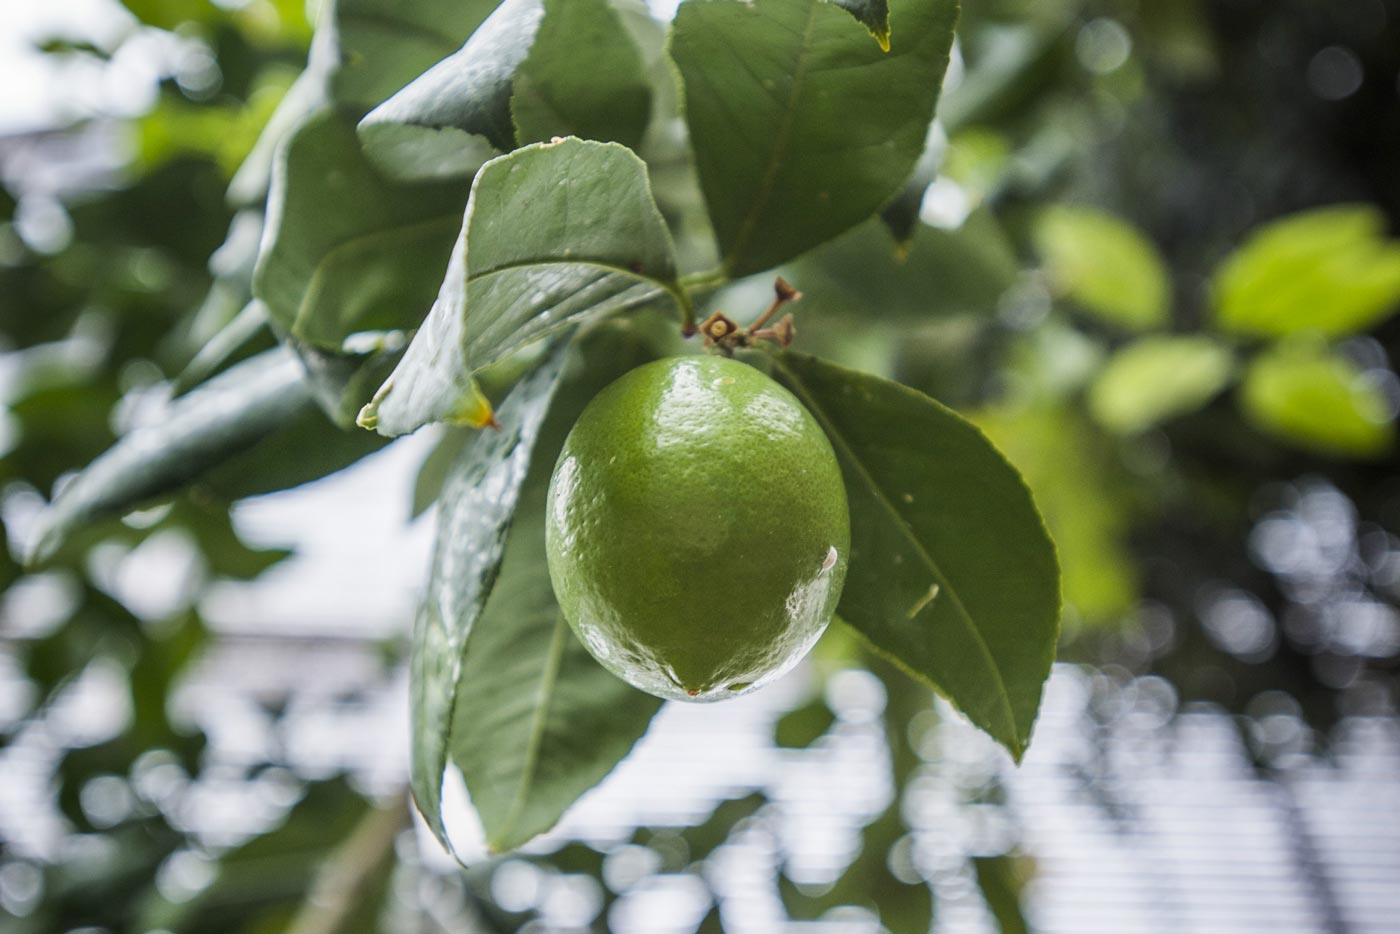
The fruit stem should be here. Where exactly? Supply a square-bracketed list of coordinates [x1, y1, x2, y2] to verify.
[749, 277, 801, 332]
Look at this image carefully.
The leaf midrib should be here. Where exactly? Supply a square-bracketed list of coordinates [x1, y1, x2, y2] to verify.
[494, 615, 569, 850]
[723, 0, 821, 271]
[770, 356, 1023, 752]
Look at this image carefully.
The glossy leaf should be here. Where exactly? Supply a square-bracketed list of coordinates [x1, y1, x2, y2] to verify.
[1088, 335, 1234, 434]
[670, 0, 957, 276]
[512, 0, 652, 148]
[26, 349, 311, 564]
[1034, 205, 1171, 331]
[414, 324, 666, 854]
[356, 0, 543, 180]
[1239, 340, 1395, 459]
[411, 343, 570, 840]
[1213, 204, 1400, 339]
[360, 138, 680, 437]
[770, 352, 1059, 759]
[253, 109, 470, 349]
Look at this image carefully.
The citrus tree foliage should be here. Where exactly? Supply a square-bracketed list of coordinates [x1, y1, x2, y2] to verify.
[16, 0, 1400, 928]
[25, 0, 1067, 863]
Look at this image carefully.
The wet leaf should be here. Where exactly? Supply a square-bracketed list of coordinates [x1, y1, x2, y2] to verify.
[770, 352, 1059, 759]
[413, 324, 666, 854]
[361, 138, 680, 437]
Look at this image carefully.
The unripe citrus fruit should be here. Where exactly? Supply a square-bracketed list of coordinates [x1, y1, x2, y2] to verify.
[545, 355, 849, 702]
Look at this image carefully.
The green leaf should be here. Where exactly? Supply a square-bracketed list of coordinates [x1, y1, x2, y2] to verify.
[770, 352, 1059, 759]
[973, 855, 1031, 934]
[332, 0, 503, 111]
[1213, 204, 1400, 339]
[360, 137, 680, 437]
[512, 0, 653, 148]
[975, 404, 1137, 626]
[774, 695, 836, 748]
[1087, 334, 1234, 434]
[670, 0, 957, 276]
[789, 209, 1020, 320]
[1239, 340, 1395, 459]
[26, 349, 311, 565]
[356, 0, 543, 179]
[253, 109, 470, 349]
[1033, 205, 1171, 331]
[413, 324, 666, 855]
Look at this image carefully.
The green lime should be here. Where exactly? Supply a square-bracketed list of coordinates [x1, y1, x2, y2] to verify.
[545, 354, 850, 702]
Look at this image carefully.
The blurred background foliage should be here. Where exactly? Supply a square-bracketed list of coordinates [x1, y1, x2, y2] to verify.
[1, 0, 1399, 931]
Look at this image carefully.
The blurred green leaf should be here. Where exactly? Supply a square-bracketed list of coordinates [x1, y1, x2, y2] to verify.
[975, 404, 1137, 625]
[415, 324, 666, 855]
[512, 0, 652, 148]
[253, 109, 470, 348]
[1088, 334, 1234, 434]
[1034, 205, 1171, 331]
[670, 0, 957, 276]
[791, 208, 1020, 320]
[780, 806, 930, 928]
[770, 352, 1059, 759]
[136, 779, 375, 934]
[27, 348, 311, 564]
[138, 69, 296, 176]
[1213, 204, 1400, 339]
[973, 854, 1031, 934]
[1239, 339, 1395, 459]
[361, 138, 680, 437]
[774, 694, 836, 748]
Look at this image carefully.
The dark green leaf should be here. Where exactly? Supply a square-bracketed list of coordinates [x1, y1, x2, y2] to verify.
[1033, 205, 1171, 331]
[253, 109, 470, 349]
[1239, 339, 1395, 459]
[360, 137, 681, 437]
[512, 0, 653, 149]
[356, 0, 543, 179]
[770, 352, 1059, 759]
[415, 324, 667, 855]
[1213, 204, 1400, 339]
[1087, 335, 1234, 434]
[670, 0, 957, 276]
[27, 348, 312, 564]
